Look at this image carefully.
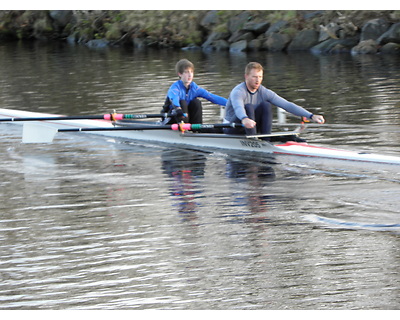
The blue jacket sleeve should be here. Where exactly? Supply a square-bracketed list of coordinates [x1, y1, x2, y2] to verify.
[167, 81, 227, 107]
[196, 87, 227, 106]
[167, 82, 183, 107]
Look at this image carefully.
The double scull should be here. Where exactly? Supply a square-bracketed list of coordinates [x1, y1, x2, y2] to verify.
[1, 108, 400, 165]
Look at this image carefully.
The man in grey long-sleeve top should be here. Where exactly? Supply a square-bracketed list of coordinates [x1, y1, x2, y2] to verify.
[224, 62, 325, 136]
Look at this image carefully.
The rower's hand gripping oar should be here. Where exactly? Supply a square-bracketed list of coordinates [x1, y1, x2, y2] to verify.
[22, 122, 244, 143]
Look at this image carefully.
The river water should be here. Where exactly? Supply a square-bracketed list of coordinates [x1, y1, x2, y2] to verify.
[1, 41, 400, 310]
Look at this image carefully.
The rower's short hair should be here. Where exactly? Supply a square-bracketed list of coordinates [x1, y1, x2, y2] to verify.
[175, 59, 194, 75]
[245, 62, 263, 74]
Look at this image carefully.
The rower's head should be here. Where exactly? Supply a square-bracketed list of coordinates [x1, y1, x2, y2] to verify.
[245, 62, 264, 93]
[176, 59, 194, 88]
[245, 62, 263, 75]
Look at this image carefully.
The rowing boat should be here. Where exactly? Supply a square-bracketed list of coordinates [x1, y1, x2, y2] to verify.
[1, 108, 400, 165]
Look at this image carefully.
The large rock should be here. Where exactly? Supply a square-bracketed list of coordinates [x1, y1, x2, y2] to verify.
[86, 39, 109, 48]
[243, 21, 270, 34]
[228, 31, 255, 43]
[351, 39, 378, 54]
[214, 39, 230, 51]
[377, 22, 400, 45]
[32, 13, 55, 40]
[202, 31, 230, 49]
[360, 18, 390, 41]
[287, 29, 319, 51]
[228, 12, 252, 33]
[265, 33, 291, 51]
[66, 32, 79, 44]
[248, 38, 263, 51]
[265, 20, 288, 37]
[49, 10, 73, 28]
[311, 37, 359, 54]
[319, 22, 340, 41]
[200, 10, 219, 30]
[229, 40, 248, 52]
[380, 42, 400, 54]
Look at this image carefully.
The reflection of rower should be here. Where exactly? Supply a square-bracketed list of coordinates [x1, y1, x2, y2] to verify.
[226, 158, 275, 183]
[161, 149, 207, 220]
[226, 158, 276, 215]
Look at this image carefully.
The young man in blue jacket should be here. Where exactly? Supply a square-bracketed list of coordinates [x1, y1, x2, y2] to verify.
[163, 59, 227, 124]
[224, 62, 325, 137]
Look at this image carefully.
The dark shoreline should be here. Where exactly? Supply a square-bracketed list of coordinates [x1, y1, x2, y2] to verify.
[1, 10, 399, 54]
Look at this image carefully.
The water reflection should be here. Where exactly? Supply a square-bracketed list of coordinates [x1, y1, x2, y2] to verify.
[161, 149, 207, 220]
[225, 158, 276, 215]
[161, 149, 278, 222]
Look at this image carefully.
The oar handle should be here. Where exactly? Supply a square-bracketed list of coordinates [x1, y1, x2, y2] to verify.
[189, 123, 243, 130]
[103, 113, 171, 120]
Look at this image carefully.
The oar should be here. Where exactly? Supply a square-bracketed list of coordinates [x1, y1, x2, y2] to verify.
[22, 122, 244, 143]
[246, 131, 300, 139]
[58, 123, 243, 132]
[247, 122, 305, 139]
[0, 112, 174, 122]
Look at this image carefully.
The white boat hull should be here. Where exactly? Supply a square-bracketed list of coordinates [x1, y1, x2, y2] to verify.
[1, 108, 400, 165]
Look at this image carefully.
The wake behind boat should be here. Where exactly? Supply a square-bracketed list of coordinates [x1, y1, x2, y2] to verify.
[1, 107, 400, 165]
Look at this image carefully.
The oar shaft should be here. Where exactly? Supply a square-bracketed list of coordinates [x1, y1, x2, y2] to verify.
[57, 123, 243, 133]
[0, 113, 170, 122]
[58, 126, 172, 132]
[0, 115, 103, 121]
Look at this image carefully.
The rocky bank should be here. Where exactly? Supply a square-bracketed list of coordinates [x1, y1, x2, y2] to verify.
[1, 10, 399, 54]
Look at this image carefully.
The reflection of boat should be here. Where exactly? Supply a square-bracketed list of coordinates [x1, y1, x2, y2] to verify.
[2, 108, 400, 165]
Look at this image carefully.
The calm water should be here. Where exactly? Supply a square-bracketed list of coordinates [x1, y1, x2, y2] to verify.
[1, 41, 400, 310]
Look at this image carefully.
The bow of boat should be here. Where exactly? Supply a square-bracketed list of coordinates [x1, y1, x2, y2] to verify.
[272, 141, 400, 165]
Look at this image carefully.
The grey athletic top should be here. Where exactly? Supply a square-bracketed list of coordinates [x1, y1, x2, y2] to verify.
[225, 82, 313, 121]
